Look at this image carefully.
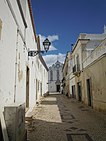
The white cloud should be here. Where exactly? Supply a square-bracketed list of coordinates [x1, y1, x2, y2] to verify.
[39, 34, 59, 51]
[43, 53, 66, 67]
[48, 35, 59, 42]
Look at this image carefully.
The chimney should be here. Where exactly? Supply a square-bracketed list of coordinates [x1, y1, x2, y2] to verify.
[104, 25, 106, 34]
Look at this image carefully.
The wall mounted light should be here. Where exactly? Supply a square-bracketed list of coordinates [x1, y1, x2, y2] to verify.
[28, 38, 51, 57]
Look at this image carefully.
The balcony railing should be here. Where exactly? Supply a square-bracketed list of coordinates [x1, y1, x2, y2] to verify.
[72, 64, 80, 75]
[77, 64, 80, 71]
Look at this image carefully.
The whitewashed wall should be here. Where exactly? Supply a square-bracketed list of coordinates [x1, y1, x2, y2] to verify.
[0, 0, 18, 112]
[0, 0, 48, 114]
[25, 0, 38, 109]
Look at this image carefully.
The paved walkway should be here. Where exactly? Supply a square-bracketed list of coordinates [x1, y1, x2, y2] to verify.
[26, 94, 106, 141]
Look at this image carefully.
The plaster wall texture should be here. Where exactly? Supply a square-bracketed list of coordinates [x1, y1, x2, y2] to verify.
[0, 0, 18, 111]
[72, 41, 83, 71]
[83, 38, 106, 68]
[25, 0, 38, 108]
[0, 0, 48, 113]
[48, 81, 57, 92]
[4, 103, 25, 141]
[83, 53, 106, 112]
[69, 73, 75, 96]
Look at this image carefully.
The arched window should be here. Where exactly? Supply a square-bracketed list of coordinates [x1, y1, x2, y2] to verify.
[50, 70, 53, 81]
[57, 70, 59, 80]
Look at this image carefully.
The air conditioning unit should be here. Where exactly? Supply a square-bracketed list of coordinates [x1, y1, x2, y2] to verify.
[4, 102, 27, 141]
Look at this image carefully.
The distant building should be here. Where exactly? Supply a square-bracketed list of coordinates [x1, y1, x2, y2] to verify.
[48, 61, 63, 93]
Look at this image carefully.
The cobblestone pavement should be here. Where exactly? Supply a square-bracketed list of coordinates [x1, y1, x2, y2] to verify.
[26, 94, 106, 141]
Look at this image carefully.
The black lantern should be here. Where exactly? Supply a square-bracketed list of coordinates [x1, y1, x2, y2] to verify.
[43, 38, 51, 52]
[28, 38, 51, 57]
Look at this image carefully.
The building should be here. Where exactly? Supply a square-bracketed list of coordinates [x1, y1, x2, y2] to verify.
[82, 38, 106, 111]
[48, 61, 63, 93]
[62, 51, 76, 98]
[62, 52, 74, 97]
[0, 0, 48, 115]
[63, 27, 106, 111]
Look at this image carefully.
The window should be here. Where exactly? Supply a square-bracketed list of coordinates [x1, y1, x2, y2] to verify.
[76, 55, 79, 65]
[57, 70, 59, 80]
[38, 81, 39, 91]
[0, 18, 2, 40]
[56, 64, 60, 68]
[76, 55, 80, 71]
[50, 70, 53, 81]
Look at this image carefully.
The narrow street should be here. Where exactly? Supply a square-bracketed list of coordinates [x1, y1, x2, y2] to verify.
[26, 94, 106, 141]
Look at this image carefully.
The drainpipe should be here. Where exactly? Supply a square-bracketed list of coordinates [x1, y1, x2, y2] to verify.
[5, 0, 27, 102]
[14, 28, 19, 102]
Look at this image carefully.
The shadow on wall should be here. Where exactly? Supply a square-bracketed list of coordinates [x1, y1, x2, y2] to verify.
[0, 123, 3, 141]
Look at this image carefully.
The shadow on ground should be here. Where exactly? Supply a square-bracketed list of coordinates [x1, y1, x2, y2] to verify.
[26, 94, 106, 141]
[26, 118, 67, 141]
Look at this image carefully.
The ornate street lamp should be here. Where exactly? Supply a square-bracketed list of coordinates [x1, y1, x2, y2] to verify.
[43, 38, 51, 52]
[28, 38, 51, 57]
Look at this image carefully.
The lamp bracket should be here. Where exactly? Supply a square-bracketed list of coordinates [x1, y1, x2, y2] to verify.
[28, 50, 44, 57]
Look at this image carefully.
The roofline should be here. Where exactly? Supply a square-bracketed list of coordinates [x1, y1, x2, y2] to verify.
[27, 0, 37, 44]
[39, 55, 49, 71]
[39, 54, 49, 71]
[72, 38, 90, 53]
[62, 52, 70, 71]
[27, 1, 48, 71]
[49, 60, 63, 68]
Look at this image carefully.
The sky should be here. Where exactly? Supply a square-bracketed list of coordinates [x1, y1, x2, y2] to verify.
[31, 0, 106, 67]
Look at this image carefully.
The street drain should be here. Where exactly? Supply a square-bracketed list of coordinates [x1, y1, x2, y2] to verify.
[67, 133, 93, 141]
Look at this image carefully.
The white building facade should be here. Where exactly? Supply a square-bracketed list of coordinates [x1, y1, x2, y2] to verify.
[67, 28, 106, 111]
[62, 52, 76, 97]
[48, 61, 63, 93]
[82, 38, 106, 111]
[0, 0, 48, 114]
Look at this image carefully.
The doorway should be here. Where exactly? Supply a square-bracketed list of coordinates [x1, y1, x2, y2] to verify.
[86, 79, 92, 106]
[77, 82, 82, 101]
[40, 82, 42, 96]
[72, 85, 75, 98]
[56, 85, 60, 92]
[26, 67, 29, 108]
[36, 79, 38, 100]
